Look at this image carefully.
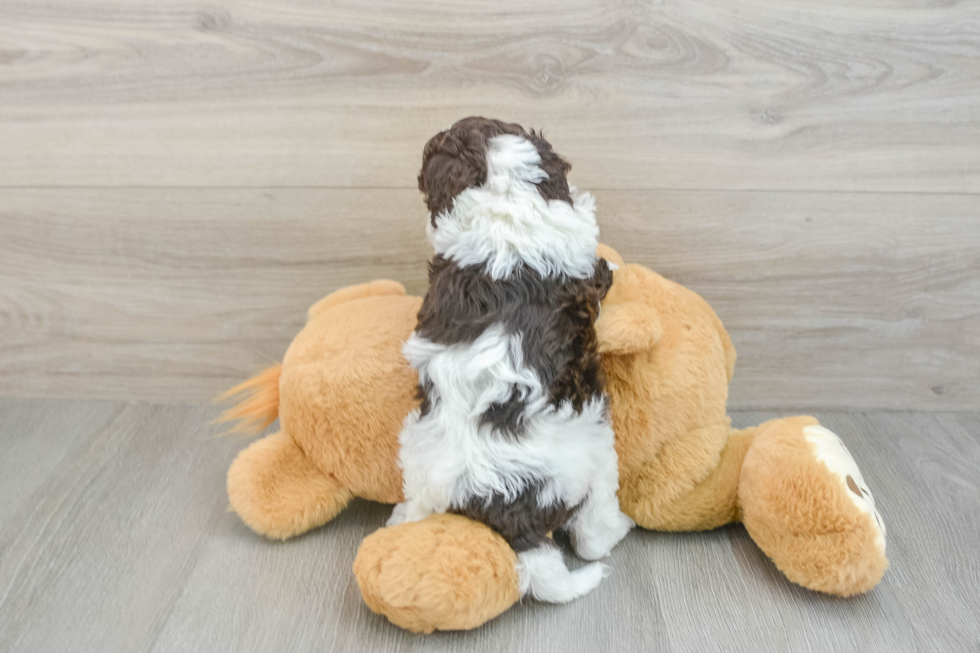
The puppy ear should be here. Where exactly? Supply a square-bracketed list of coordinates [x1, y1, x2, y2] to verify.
[596, 301, 663, 355]
[417, 127, 490, 224]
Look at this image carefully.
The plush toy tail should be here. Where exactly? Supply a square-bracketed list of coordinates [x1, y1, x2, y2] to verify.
[213, 364, 282, 434]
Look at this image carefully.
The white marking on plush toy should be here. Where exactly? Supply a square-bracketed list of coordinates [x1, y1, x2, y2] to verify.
[427, 134, 600, 281]
[803, 424, 886, 553]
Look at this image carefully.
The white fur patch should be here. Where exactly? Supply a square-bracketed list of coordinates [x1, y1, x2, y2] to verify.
[397, 327, 620, 519]
[803, 424, 886, 553]
[427, 134, 600, 280]
[397, 132, 629, 602]
[394, 325, 632, 602]
[568, 445, 635, 561]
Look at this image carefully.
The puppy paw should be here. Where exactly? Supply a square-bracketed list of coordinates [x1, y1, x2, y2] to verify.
[570, 511, 635, 561]
[386, 502, 409, 527]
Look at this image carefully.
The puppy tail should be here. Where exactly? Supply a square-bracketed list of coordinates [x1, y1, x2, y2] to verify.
[212, 364, 282, 434]
[516, 543, 606, 603]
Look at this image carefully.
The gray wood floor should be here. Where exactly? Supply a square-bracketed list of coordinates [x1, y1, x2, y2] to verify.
[1, 399, 977, 652]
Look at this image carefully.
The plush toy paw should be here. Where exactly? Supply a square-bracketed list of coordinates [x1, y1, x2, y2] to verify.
[802, 424, 886, 554]
[227, 430, 353, 540]
[738, 416, 889, 597]
[354, 514, 520, 633]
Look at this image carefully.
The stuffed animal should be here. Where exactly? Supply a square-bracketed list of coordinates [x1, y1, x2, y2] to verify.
[220, 245, 888, 633]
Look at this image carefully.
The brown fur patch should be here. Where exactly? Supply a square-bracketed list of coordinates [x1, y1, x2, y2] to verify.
[415, 256, 613, 435]
[413, 253, 611, 554]
[450, 482, 577, 552]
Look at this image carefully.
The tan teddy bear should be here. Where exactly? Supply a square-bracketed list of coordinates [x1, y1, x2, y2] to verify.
[221, 245, 887, 633]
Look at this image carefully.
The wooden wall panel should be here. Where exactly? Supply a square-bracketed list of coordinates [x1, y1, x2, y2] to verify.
[1, 189, 976, 409]
[2, 0, 977, 407]
[1, 0, 979, 191]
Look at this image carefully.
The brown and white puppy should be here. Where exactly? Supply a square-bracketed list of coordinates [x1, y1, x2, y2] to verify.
[388, 117, 634, 603]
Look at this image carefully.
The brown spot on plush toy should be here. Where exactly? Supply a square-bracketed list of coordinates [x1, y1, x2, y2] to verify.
[221, 245, 888, 633]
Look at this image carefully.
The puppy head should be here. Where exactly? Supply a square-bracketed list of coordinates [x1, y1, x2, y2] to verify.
[417, 116, 572, 227]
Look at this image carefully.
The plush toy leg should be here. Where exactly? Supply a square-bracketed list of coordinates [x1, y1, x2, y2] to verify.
[227, 431, 353, 540]
[738, 416, 888, 596]
[625, 425, 756, 532]
[353, 514, 521, 633]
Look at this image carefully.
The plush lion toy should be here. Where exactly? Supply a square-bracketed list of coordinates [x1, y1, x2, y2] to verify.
[220, 244, 887, 633]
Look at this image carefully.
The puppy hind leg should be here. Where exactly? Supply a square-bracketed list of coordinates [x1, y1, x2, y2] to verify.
[517, 543, 606, 603]
[386, 502, 410, 527]
[569, 444, 635, 561]
[385, 499, 436, 527]
[390, 411, 447, 527]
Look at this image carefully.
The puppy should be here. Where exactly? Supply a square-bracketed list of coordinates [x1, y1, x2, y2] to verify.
[388, 117, 634, 603]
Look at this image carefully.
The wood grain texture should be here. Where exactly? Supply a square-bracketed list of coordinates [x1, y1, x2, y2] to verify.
[603, 191, 980, 411]
[1, 399, 978, 652]
[0, 401, 241, 653]
[0, 188, 430, 404]
[1, 0, 979, 191]
[1, 188, 977, 409]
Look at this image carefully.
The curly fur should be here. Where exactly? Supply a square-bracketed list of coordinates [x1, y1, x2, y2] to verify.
[393, 118, 633, 603]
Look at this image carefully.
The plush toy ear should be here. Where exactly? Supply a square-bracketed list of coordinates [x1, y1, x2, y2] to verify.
[596, 243, 625, 269]
[596, 301, 663, 355]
